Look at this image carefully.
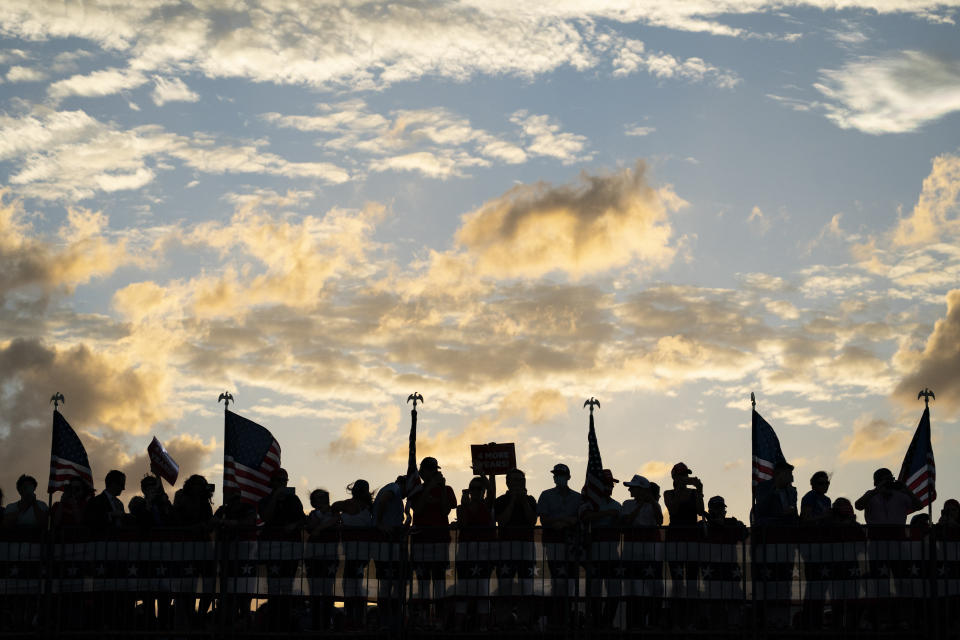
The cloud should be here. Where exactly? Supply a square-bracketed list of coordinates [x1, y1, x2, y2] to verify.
[499, 389, 568, 424]
[837, 414, 912, 462]
[151, 76, 200, 106]
[625, 124, 655, 137]
[893, 289, 960, 417]
[0, 192, 136, 294]
[0, 338, 174, 435]
[612, 39, 740, 88]
[814, 51, 960, 134]
[640, 460, 671, 479]
[48, 67, 147, 101]
[891, 153, 960, 246]
[748, 205, 771, 234]
[6, 65, 46, 82]
[454, 161, 685, 279]
[510, 111, 589, 164]
[0, 107, 349, 200]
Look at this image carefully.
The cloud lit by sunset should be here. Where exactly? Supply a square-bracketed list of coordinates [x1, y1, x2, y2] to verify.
[1, 0, 959, 521]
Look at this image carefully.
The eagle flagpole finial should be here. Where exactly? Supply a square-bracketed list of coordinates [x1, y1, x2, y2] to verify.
[407, 392, 424, 410]
[584, 397, 600, 416]
[50, 392, 65, 411]
[218, 391, 234, 412]
[751, 392, 756, 409]
[918, 388, 935, 407]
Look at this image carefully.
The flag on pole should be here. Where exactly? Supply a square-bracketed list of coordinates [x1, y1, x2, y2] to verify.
[48, 410, 93, 494]
[752, 408, 787, 494]
[582, 408, 606, 510]
[898, 406, 936, 507]
[223, 410, 281, 504]
[148, 436, 180, 485]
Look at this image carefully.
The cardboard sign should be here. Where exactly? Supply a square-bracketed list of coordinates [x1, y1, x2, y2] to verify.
[470, 443, 516, 475]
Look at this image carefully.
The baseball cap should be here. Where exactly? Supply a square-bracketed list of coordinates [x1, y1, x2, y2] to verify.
[551, 463, 570, 476]
[707, 495, 726, 509]
[671, 462, 692, 478]
[420, 456, 440, 470]
[623, 474, 650, 489]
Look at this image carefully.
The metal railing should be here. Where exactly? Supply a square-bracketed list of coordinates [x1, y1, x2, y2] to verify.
[0, 525, 957, 638]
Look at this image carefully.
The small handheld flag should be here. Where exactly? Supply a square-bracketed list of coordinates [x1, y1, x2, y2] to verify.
[898, 401, 936, 508]
[148, 436, 180, 485]
[48, 409, 93, 494]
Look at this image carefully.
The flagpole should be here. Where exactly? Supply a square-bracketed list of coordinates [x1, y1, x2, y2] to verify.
[219, 391, 233, 498]
[47, 392, 65, 533]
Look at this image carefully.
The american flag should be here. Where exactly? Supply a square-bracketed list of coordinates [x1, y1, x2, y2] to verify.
[752, 409, 787, 493]
[898, 406, 936, 507]
[223, 410, 281, 504]
[48, 410, 93, 494]
[582, 408, 605, 510]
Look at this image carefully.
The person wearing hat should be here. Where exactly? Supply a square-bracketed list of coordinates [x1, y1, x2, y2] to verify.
[332, 479, 375, 628]
[408, 456, 457, 623]
[579, 469, 621, 629]
[752, 460, 798, 528]
[537, 463, 582, 622]
[701, 496, 747, 629]
[663, 462, 704, 528]
[800, 471, 832, 525]
[853, 467, 921, 525]
[620, 475, 662, 527]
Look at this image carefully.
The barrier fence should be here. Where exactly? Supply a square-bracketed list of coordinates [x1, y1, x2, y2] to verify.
[0, 525, 958, 637]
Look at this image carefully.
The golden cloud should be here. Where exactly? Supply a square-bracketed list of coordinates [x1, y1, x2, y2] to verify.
[893, 289, 960, 417]
[454, 161, 684, 279]
[837, 414, 911, 463]
[0, 338, 174, 435]
[639, 460, 672, 479]
[891, 153, 960, 247]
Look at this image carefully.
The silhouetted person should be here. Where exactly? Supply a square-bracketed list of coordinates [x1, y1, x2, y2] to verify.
[799, 471, 831, 629]
[51, 478, 92, 533]
[494, 467, 538, 622]
[937, 498, 960, 533]
[822, 498, 862, 630]
[620, 474, 662, 527]
[454, 476, 494, 630]
[620, 474, 662, 630]
[701, 496, 746, 629]
[854, 467, 921, 525]
[174, 474, 214, 531]
[128, 475, 174, 532]
[257, 468, 303, 631]
[212, 487, 256, 629]
[373, 476, 408, 630]
[800, 471, 831, 525]
[580, 469, 621, 629]
[334, 480, 375, 629]
[305, 489, 338, 631]
[753, 461, 798, 527]
[664, 462, 703, 624]
[537, 463, 581, 626]
[408, 456, 457, 623]
[4, 474, 48, 536]
[83, 470, 126, 532]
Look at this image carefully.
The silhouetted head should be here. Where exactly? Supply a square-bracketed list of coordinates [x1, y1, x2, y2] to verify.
[831, 497, 855, 524]
[419, 457, 440, 481]
[104, 470, 126, 496]
[15, 474, 37, 499]
[467, 477, 486, 501]
[184, 474, 213, 502]
[773, 461, 794, 488]
[600, 469, 619, 495]
[623, 474, 650, 499]
[671, 462, 691, 489]
[649, 482, 661, 501]
[810, 471, 829, 494]
[551, 463, 570, 489]
[270, 468, 289, 490]
[506, 468, 526, 493]
[910, 513, 931, 531]
[707, 495, 727, 521]
[348, 479, 371, 505]
[310, 489, 329, 510]
[942, 499, 960, 524]
[873, 468, 894, 489]
[141, 475, 160, 496]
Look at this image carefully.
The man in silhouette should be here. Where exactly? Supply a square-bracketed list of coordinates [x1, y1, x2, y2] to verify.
[854, 468, 921, 525]
[4, 474, 48, 536]
[800, 471, 832, 525]
[373, 475, 410, 630]
[495, 468, 538, 625]
[257, 468, 303, 631]
[752, 462, 797, 629]
[83, 470, 127, 532]
[408, 456, 457, 625]
[537, 463, 581, 626]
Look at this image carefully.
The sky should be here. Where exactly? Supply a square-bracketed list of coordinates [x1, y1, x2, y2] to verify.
[1, 1, 959, 522]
